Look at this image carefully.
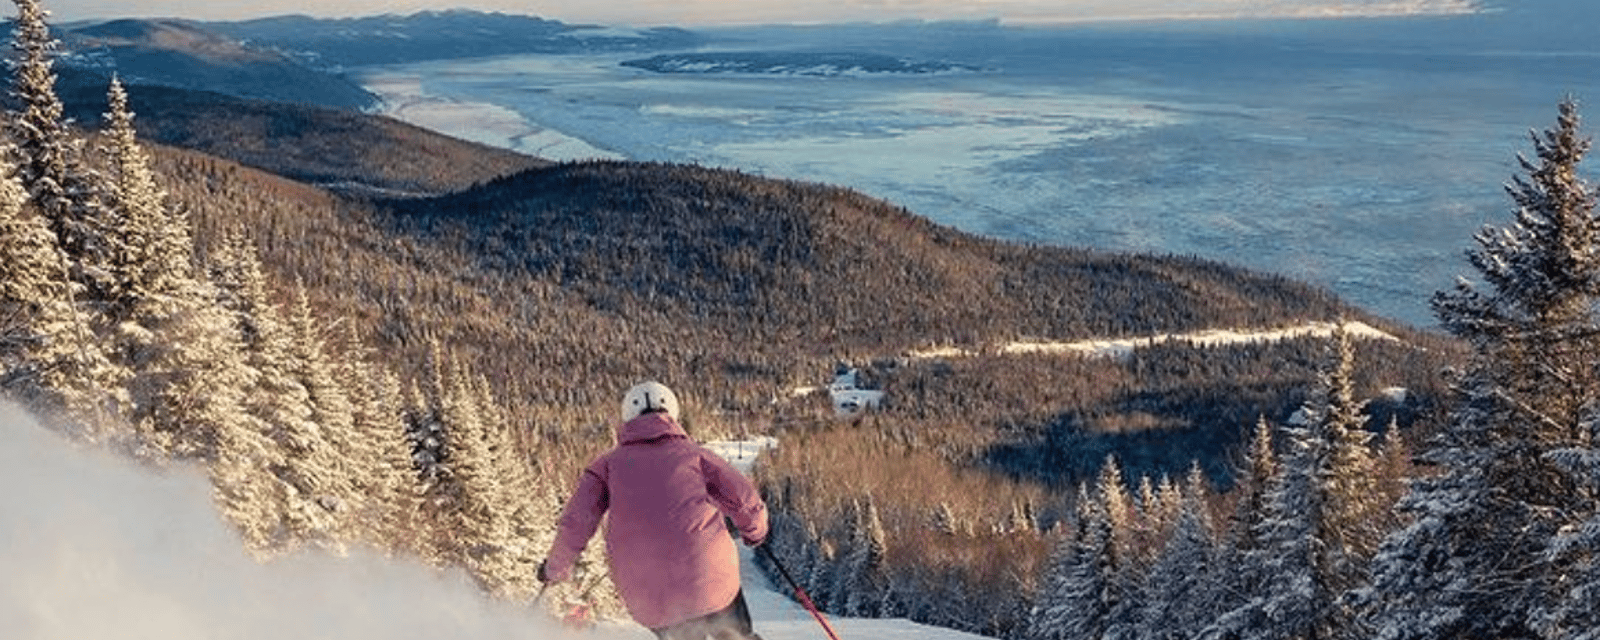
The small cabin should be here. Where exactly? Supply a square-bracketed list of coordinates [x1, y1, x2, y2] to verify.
[829, 366, 884, 417]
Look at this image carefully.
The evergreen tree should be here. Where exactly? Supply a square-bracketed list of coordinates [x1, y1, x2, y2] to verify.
[422, 356, 533, 596]
[97, 77, 246, 462]
[6, 0, 119, 299]
[1310, 324, 1386, 563]
[1217, 416, 1278, 611]
[1361, 98, 1600, 640]
[0, 151, 119, 431]
[335, 336, 423, 550]
[844, 494, 889, 617]
[1030, 484, 1124, 640]
[825, 499, 861, 613]
[101, 76, 188, 306]
[469, 370, 546, 599]
[1094, 456, 1142, 640]
[1534, 407, 1600, 640]
[404, 379, 446, 479]
[1208, 329, 1377, 640]
[1139, 465, 1217, 640]
[206, 232, 335, 548]
[1097, 455, 1134, 563]
[410, 344, 462, 564]
[806, 536, 839, 613]
[284, 282, 361, 542]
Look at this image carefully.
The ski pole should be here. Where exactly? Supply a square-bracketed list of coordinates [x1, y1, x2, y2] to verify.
[756, 544, 843, 640]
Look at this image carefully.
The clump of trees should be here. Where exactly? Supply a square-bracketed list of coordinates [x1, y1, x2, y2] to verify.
[0, 0, 606, 614]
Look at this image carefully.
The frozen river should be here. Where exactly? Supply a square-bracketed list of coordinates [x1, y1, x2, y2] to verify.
[356, 12, 1600, 328]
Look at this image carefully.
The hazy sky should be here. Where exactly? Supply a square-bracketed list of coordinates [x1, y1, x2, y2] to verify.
[44, 0, 1481, 27]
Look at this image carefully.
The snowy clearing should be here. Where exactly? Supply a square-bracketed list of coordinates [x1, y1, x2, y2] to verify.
[906, 320, 1399, 361]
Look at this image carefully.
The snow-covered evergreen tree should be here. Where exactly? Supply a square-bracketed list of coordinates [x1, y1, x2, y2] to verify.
[284, 282, 362, 542]
[1215, 416, 1278, 617]
[1097, 455, 1134, 564]
[1094, 456, 1142, 640]
[825, 499, 861, 613]
[1310, 324, 1386, 562]
[6, 0, 120, 300]
[1533, 406, 1600, 640]
[334, 336, 424, 550]
[468, 370, 547, 599]
[101, 76, 188, 306]
[96, 76, 251, 462]
[806, 536, 840, 612]
[1029, 483, 1126, 640]
[0, 151, 119, 433]
[843, 494, 889, 617]
[417, 356, 538, 597]
[404, 378, 447, 484]
[1207, 328, 1377, 640]
[206, 232, 336, 548]
[1360, 98, 1600, 640]
[1138, 465, 1217, 640]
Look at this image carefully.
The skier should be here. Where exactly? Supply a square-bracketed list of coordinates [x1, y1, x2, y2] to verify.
[539, 381, 770, 640]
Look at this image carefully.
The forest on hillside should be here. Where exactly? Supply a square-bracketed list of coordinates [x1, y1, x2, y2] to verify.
[3, 0, 1598, 638]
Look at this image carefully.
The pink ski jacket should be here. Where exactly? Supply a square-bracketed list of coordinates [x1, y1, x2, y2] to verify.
[545, 412, 769, 629]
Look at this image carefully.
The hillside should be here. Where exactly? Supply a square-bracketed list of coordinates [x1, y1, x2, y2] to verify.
[397, 160, 1366, 346]
[202, 10, 705, 67]
[55, 18, 377, 110]
[54, 69, 546, 195]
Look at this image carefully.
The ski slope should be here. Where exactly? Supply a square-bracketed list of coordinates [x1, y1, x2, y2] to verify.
[731, 543, 991, 640]
[692, 437, 991, 640]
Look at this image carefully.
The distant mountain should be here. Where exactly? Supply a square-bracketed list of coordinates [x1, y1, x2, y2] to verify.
[54, 18, 377, 110]
[202, 10, 705, 67]
[621, 51, 981, 77]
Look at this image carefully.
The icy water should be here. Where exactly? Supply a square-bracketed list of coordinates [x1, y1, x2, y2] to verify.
[357, 11, 1600, 328]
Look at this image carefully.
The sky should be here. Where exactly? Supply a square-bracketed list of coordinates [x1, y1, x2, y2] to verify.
[43, 0, 1482, 27]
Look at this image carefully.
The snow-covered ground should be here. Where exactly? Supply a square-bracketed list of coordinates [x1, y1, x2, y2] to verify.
[907, 320, 1399, 360]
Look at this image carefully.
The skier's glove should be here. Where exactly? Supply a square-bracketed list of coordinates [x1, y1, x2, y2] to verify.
[537, 559, 551, 584]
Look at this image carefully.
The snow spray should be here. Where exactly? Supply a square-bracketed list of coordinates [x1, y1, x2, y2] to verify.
[0, 401, 649, 640]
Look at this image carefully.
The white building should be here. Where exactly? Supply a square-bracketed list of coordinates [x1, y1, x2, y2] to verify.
[829, 367, 884, 417]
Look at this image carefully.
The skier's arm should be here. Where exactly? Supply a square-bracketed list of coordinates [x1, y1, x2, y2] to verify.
[701, 452, 768, 546]
[545, 463, 610, 582]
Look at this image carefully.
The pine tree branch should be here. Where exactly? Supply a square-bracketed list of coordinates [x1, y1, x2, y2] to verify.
[1494, 388, 1572, 435]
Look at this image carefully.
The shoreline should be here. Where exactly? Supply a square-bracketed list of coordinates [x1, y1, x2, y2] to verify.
[357, 69, 624, 162]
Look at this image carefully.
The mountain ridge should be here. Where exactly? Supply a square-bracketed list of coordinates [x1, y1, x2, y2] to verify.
[53, 18, 378, 109]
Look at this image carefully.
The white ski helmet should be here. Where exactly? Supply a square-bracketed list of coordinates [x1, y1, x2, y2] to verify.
[621, 381, 679, 422]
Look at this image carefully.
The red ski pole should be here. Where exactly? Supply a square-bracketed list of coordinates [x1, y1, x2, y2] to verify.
[757, 544, 843, 640]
